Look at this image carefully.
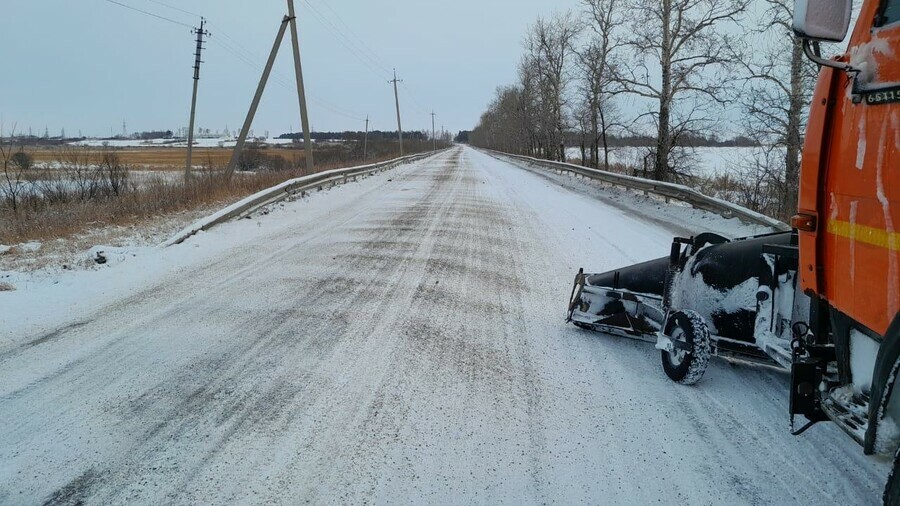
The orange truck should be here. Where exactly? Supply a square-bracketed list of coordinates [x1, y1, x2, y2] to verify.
[793, 0, 900, 501]
[567, 0, 900, 501]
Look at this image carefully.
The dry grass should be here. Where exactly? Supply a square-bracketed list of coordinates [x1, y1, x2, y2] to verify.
[0, 282, 14, 291]
[0, 205, 219, 272]
[26, 146, 307, 170]
[0, 152, 414, 245]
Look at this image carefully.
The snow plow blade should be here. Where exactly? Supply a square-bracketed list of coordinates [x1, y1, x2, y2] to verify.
[567, 231, 799, 368]
[567, 257, 669, 338]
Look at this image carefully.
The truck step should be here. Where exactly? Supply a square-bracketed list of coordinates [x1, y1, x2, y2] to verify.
[822, 388, 870, 446]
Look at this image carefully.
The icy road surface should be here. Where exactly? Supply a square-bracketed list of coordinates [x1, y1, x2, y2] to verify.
[0, 147, 888, 504]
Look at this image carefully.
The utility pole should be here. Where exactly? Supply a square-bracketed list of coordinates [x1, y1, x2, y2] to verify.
[363, 115, 369, 161]
[227, 17, 289, 175]
[186, 17, 210, 179]
[389, 69, 404, 157]
[286, 0, 314, 173]
[227, 5, 315, 176]
[430, 111, 436, 152]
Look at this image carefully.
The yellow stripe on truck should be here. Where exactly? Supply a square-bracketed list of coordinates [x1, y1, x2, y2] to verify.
[827, 220, 900, 251]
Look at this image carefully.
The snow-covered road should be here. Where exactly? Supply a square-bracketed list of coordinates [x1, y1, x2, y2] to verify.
[0, 147, 888, 504]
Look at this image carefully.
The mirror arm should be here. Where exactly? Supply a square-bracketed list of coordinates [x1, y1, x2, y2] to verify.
[802, 39, 860, 75]
[812, 41, 822, 58]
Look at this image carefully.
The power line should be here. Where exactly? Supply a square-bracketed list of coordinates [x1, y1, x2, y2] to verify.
[110, 3, 377, 128]
[401, 81, 431, 116]
[101, 0, 193, 29]
[208, 36, 366, 123]
[211, 17, 390, 118]
[298, 0, 391, 81]
[299, 1, 434, 123]
[206, 22, 301, 89]
[308, 96, 366, 122]
[206, 24, 369, 122]
[143, 0, 201, 18]
[214, 3, 431, 129]
[105, 0, 406, 127]
[209, 37, 294, 89]
[207, 22, 260, 62]
[317, 0, 394, 74]
[210, 36, 364, 120]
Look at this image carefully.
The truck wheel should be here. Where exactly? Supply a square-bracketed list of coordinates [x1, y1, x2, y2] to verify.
[885, 447, 900, 505]
[661, 311, 711, 385]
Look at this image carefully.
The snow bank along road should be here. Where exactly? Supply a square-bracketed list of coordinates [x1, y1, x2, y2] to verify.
[0, 147, 888, 504]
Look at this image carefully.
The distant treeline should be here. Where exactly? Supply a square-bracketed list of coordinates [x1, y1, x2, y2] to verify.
[278, 130, 430, 142]
[2, 129, 435, 146]
[137, 130, 174, 140]
[455, 130, 758, 148]
[0, 136, 79, 147]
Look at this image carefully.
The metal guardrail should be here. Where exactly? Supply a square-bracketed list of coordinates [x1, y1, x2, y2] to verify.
[486, 150, 790, 231]
[162, 150, 443, 247]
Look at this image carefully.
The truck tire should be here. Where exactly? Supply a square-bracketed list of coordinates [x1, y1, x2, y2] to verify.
[885, 447, 900, 505]
[661, 310, 711, 385]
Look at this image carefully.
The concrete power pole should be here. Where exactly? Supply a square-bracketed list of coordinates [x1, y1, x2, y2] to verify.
[227, 17, 290, 175]
[227, 5, 315, 176]
[186, 18, 210, 179]
[363, 115, 369, 161]
[389, 69, 404, 157]
[286, 0, 314, 173]
[430, 111, 436, 152]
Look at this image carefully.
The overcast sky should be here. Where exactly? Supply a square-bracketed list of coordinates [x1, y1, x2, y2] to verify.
[0, 0, 584, 138]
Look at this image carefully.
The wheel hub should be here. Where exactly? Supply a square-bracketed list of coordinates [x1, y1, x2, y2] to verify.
[668, 327, 688, 366]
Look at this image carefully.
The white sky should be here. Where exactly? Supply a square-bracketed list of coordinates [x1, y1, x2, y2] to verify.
[0, 0, 582, 138]
[0, 1, 860, 139]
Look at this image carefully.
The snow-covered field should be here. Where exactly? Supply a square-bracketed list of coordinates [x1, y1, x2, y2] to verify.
[0, 147, 888, 503]
[71, 137, 306, 149]
[565, 146, 775, 178]
[14, 169, 183, 197]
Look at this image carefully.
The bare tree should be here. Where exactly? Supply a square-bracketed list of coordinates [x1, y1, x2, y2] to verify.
[0, 127, 29, 213]
[732, 0, 817, 219]
[578, 0, 625, 170]
[574, 98, 591, 165]
[98, 148, 130, 197]
[11, 151, 33, 172]
[517, 58, 542, 157]
[619, 0, 751, 181]
[735, 146, 782, 215]
[523, 11, 581, 161]
[470, 84, 533, 155]
[58, 146, 102, 201]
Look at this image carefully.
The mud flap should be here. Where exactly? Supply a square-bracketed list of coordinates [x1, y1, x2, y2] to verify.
[790, 339, 834, 434]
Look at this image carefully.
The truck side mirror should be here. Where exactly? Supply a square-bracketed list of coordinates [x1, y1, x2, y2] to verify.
[793, 0, 852, 42]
